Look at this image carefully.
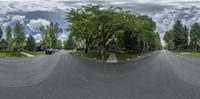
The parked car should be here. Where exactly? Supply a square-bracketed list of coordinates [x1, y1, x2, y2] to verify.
[45, 48, 56, 55]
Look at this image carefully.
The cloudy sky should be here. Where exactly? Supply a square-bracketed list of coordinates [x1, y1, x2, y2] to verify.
[0, 0, 200, 44]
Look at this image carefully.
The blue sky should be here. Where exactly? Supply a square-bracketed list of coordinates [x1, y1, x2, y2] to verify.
[1, 0, 200, 44]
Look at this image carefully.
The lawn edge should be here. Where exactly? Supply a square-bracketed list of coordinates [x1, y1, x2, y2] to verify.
[117, 50, 160, 63]
[174, 51, 200, 58]
[69, 52, 107, 63]
[70, 51, 160, 64]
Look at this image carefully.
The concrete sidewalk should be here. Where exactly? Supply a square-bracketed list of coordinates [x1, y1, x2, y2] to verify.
[21, 52, 35, 57]
[106, 53, 118, 63]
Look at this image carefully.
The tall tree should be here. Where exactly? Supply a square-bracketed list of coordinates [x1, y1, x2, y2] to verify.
[40, 26, 51, 48]
[26, 34, 36, 51]
[56, 40, 62, 49]
[67, 5, 101, 53]
[96, 8, 120, 59]
[67, 4, 160, 59]
[190, 23, 200, 52]
[40, 22, 62, 48]
[173, 20, 185, 51]
[0, 26, 2, 39]
[13, 22, 25, 52]
[48, 22, 62, 48]
[183, 25, 189, 49]
[123, 30, 138, 52]
[164, 30, 174, 50]
[64, 34, 76, 50]
[6, 26, 12, 51]
[137, 15, 156, 52]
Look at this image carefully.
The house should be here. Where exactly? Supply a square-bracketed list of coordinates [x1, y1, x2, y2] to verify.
[106, 38, 118, 52]
[35, 42, 45, 51]
[0, 39, 8, 51]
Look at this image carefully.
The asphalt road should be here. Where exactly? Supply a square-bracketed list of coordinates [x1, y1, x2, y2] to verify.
[0, 50, 200, 99]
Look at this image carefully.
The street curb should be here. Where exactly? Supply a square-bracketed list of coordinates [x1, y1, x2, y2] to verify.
[117, 51, 160, 63]
[69, 51, 160, 64]
[69, 52, 107, 63]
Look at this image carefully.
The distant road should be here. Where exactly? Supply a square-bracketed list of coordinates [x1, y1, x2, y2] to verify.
[0, 50, 200, 99]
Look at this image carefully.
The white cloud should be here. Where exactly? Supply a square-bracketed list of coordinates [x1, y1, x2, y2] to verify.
[11, 15, 25, 22]
[0, 17, 10, 25]
[27, 18, 50, 32]
[1, 0, 200, 44]
[33, 33, 42, 43]
[0, 1, 72, 15]
[2, 22, 10, 27]
[58, 33, 68, 42]
[98, 0, 200, 3]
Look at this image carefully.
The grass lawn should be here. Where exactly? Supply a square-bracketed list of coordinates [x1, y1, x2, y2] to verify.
[25, 51, 45, 56]
[176, 51, 200, 58]
[116, 52, 142, 61]
[0, 52, 26, 58]
[71, 51, 109, 61]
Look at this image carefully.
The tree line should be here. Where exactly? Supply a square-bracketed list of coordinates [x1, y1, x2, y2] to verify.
[66, 5, 162, 59]
[0, 22, 63, 52]
[164, 20, 200, 52]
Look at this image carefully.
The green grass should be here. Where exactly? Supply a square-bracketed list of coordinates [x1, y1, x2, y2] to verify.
[176, 51, 200, 58]
[71, 51, 109, 60]
[25, 51, 45, 56]
[116, 52, 142, 61]
[0, 52, 26, 58]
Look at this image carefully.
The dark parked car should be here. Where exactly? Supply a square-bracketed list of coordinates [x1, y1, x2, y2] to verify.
[45, 48, 56, 55]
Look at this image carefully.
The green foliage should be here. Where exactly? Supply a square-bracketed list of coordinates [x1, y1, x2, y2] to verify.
[123, 30, 139, 52]
[6, 26, 12, 51]
[0, 26, 2, 39]
[40, 22, 62, 49]
[164, 30, 174, 50]
[67, 4, 161, 60]
[116, 52, 141, 61]
[67, 5, 102, 52]
[64, 35, 76, 50]
[164, 20, 199, 52]
[190, 23, 200, 52]
[173, 20, 186, 50]
[71, 51, 109, 60]
[183, 25, 189, 49]
[13, 22, 26, 52]
[0, 52, 26, 58]
[56, 39, 62, 49]
[26, 34, 36, 51]
[176, 52, 200, 58]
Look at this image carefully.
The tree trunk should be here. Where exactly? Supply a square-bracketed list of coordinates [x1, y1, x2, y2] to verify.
[143, 41, 146, 53]
[85, 44, 89, 53]
[137, 38, 141, 53]
[84, 40, 90, 53]
[195, 44, 198, 53]
[8, 43, 10, 51]
[101, 44, 105, 60]
[193, 41, 198, 53]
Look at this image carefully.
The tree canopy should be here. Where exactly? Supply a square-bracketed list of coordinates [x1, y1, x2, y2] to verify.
[13, 22, 26, 52]
[40, 22, 63, 48]
[26, 34, 36, 51]
[164, 20, 200, 52]
[67, 5, 161, 59]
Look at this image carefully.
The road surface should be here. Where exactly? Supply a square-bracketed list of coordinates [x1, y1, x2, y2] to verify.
[0, 50, 200, 99]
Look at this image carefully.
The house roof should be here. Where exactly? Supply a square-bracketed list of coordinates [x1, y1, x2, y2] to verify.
[0, 39, 8, 48]
[0, 39, 8, 44]
[36, 42, 44, 47]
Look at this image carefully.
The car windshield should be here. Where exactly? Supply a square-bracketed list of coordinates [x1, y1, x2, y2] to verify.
[0, 0, 200, 99]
